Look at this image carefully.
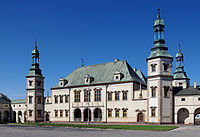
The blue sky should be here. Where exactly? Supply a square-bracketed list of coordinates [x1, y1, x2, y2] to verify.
[0, 0, 200, 99]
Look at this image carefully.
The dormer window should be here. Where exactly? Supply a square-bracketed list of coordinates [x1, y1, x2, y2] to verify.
[59, 78, 68, 87]
[85, 74, 93, 84]
[114, 70, 123, 81]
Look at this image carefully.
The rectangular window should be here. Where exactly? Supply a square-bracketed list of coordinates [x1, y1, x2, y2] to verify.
[122, 92, 127, 100]
[108, 110, 112, 118]
[65, 95, 68, 103]
[84, 90, 90, 102]
[60, 110, 63, 117]
[198, 97, 200, 101]
[74, 91, 80, 102]
[151, 88, 156, 98]
[115, 92, 119, 101]
[108, 93, 112, 101]
[94, 89, 101, 102]
[55, 111, 58, 117]
[181, 98, 185, 101]
[123, 110, 127, 117]
[115, 110, 119, 118]
[65, 110, 68, 117]
[55, 96, 58, 103]
[60, 96, 63, 103]
[151, 108, 156, 117]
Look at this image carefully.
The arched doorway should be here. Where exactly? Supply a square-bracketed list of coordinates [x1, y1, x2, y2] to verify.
[93, 108, 102, 122]
[137, 112, 144, 122]
[18, 111, 22, 123]
[177, 108, 189, 124]
[74, 108, 81, 121]
[4, 111, 9, 122]
[83, 108, 91, 122]
[46, 113, 50, 121]
[194, 108, 200, 125]
[13, 111, 16, 123]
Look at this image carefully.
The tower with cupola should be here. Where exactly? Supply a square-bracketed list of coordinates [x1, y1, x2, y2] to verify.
[146, 9, 173, 124]
[26, 42, 45, 122]
[172, 44, 190, 89]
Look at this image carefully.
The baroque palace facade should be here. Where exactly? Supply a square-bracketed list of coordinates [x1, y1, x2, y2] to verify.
[1, 9, 200, 125]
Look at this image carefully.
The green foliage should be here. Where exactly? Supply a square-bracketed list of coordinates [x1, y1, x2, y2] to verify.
[12, 123, 177, 131]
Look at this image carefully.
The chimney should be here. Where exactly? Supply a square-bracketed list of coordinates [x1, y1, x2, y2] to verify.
[194, 81, 197, 88]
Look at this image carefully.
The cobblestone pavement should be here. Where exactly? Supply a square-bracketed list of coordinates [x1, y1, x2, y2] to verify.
[0, 124, 199, 137]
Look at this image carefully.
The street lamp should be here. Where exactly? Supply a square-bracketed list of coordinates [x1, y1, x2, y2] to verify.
[87, 83, 90, 125]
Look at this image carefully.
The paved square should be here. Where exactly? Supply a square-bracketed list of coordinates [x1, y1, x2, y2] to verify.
[0, 124, 199, 137]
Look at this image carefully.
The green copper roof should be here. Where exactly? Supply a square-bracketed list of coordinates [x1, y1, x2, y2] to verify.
[134, 68, 147, 84]
[27, 42, 43, 77]
[11, 99, 26, 104]
[148, 46, 172, 59]
[147, 9, 172, 60]
[176, 52, 183, 58]
[52, 60, 146, 89]
[173, 45, 189, 80]
[0, 93, 11, 104]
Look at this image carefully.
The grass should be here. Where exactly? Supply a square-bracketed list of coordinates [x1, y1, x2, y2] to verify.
[10, 123, 178, 131]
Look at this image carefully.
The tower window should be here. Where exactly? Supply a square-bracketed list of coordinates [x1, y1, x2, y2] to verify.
[37, 96, 42, 104]
[163, 63, 169, 71]
[151, 64, 157, 72]
[29, 80, 33, 86]
[29, 96, 33, 104]
[198, 97, 200, 101]
[151, 87, 156, 98]
[37, 81, 42, 86]
[108, 92, 112, 101]
[164, 86, 170, 98]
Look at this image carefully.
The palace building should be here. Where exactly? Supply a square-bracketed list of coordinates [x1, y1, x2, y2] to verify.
[1, 9, 200, 125]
